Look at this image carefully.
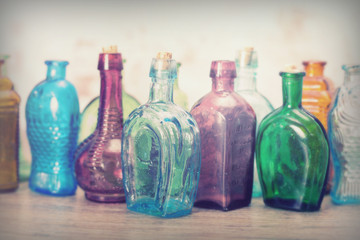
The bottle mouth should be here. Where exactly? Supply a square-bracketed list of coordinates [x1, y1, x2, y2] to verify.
[149, 52, 177, 80]
[236, 47, 258, 68]
[210, 60, 237, 78]
[302, 60, 327, 67]
[45, 60, 69, 67]
[342, 64, 360, 73]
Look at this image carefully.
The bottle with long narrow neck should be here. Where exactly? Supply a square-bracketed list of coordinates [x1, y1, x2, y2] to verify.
[329, 64, 360, 204]
[256, 67, 329, 211]
[26, 60, 79, 196]
[191, 61, 256, 211]
[121, 52, 201, 218]
[75, 46, 124, 203]
[0, 55, 20, 192]
[235, 48, 274, 198]
[77, 59, 140, 144]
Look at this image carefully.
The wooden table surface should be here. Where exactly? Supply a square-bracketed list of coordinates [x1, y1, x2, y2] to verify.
[0, 182, 359, 240]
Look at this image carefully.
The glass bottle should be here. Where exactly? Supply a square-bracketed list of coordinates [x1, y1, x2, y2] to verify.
[75, 46, 124, 203]
[0, 55, 20, 192]
[26, 60, 79, 196]
[329, 64, 360, 204]
[191, 60, 256, 210]
[173, 62, 189, 110]
[235, 48, 274, 198]
[256, 67, 329, 211]
[121, 52, 201, 218]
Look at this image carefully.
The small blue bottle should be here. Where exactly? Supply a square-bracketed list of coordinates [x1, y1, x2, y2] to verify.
[26, 60, 79, 196]
[121, 52, 201, 218]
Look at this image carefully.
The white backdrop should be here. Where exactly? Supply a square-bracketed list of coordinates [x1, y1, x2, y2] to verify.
[1, 0, 359, 159]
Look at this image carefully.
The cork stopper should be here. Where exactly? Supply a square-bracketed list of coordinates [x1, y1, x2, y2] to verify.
[154, 52, 173, 70]
[102, 45, 118, 54]
[237, 47, 257, 68]
[283, 64, 303, 73]
[156, 52, 172, 60]
[149, 52, 177, 80]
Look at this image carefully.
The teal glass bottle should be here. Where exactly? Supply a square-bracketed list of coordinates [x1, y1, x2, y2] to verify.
[26, 60, 79, 196]
[121, 52, 201, 218]
[77, 60, 140, 144]
[235, 47, 274, 197]
[256, 67, 329, 211]
[329, 64, 360, 204]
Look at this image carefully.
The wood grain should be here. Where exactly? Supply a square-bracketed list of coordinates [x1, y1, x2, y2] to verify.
[0, 183, 359, 240]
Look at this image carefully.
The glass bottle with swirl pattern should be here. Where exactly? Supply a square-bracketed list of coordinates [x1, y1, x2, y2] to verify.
[26, 60, 79, 196]
[329, 64, 360, 204]
[75, 46, 124, 203]
[121, 52, 201, 218]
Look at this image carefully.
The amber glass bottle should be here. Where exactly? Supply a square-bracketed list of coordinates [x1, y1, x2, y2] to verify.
[0, 55, 20, 191]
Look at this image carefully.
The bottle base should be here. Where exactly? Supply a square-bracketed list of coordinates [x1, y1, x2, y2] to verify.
[29, 172, 77, 196]
[127, 197, 192, 218]
[85, 191, 125, 203]
[194, 198, 251, 211]
[0, 183, 18, 192]
[264, 198, 320, 212]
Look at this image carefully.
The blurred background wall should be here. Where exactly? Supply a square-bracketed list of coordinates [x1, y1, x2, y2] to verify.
[0, 0, 359, 161]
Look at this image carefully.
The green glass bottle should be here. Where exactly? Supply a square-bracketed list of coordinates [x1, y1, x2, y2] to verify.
[173, 63, 189, 110]
[256, 66, 329, 211]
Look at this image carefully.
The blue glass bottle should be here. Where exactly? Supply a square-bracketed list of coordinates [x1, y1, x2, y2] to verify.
[235, 48, 274, 197]
[329, 64, 360, 204]
[26, 60, 79, 196]
[121, 52, 201, 218]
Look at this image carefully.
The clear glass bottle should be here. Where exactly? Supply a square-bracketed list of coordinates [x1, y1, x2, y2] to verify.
[235, 48, 274, 198]
[121, 52, 201, 218]
[256, 67, 329, 211]
[26, 60, 79, 196]
[0, 55, 20, 192]
[77, 60, 140, 144]
[75, 46, 124, 203]
[329, 64, 360, 204]
[191, 60, 256, 210]
[173, 62, 189, 110]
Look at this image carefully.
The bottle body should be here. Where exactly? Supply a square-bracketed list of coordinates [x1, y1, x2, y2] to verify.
[122, 53, 201, 217]
[75, 51, 124, 203]
[0, 55, 20, 191]
[329, 65, 360, 204]
[26, 61, 79, 196]
[257, 71, 329, 211]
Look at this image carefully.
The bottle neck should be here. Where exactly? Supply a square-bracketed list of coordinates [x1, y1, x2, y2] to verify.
[305, 64, 324, 77]
[212, 77, 234, 92]
[149, 79, 174, 103]
[343, 67, 360, 84]
[0, 61, 5, 77]
[282, 73, 304, 109]
[45, 61, 68, 81]
[235, 67, 257, 91]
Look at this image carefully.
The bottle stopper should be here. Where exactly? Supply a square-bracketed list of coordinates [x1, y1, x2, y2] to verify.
[102, 45, 118, 54]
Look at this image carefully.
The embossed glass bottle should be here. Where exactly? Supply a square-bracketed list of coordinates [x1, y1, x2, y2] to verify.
[121, 52, 201, 218]
[329, 64, 360, 204]
[26, 60, 79, 196]
[77, 59, 140, 144]
[235, 48, 274, 197]
[173, 62, 189, 110]
[256, 68, 329, 211]
[75, 47, 124, 203]
[191, 60, 256, 210]
[0, 55, 20, 192]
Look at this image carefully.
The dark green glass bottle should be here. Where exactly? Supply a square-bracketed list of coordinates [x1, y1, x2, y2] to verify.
[256, 68, 329, 212]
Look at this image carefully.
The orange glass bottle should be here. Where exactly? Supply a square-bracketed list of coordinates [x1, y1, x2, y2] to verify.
[302, 60, 333, 192]
[0, 55, 20, 191]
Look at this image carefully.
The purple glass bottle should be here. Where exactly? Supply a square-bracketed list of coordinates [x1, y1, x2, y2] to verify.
[75, 46, 124, 203]
[191, 61, 256, 210]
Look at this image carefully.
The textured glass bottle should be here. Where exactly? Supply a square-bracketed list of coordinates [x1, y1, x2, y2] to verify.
[235, 48, 274, 197]
[26, 60, 79, 196]
[121, 52, 201, 218]
[173, 62, 189, 110]
[256, 69, 329, 211]
[329, 64, 360, 204]
[191, 61, 256, 210]
[0, 55, 20, 191]
[75, 47, 124, 203]
[77, 59, 140, 144]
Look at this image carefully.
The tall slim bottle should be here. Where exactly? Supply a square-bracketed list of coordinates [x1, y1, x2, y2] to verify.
[256, 66, 329, 211]
[0, 55, 20, 192]
[26, 60, 79, 196]
[235, 48, 274, 197]
[329, 64, 360, 204]
[121, 52, 201, 218]
[75, 46, 124, 203]
[191, 60, 256, 210]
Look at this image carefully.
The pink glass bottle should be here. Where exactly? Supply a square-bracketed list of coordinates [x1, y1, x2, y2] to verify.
[190, 60, 256, 210]
[75, 46, 124, 203]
